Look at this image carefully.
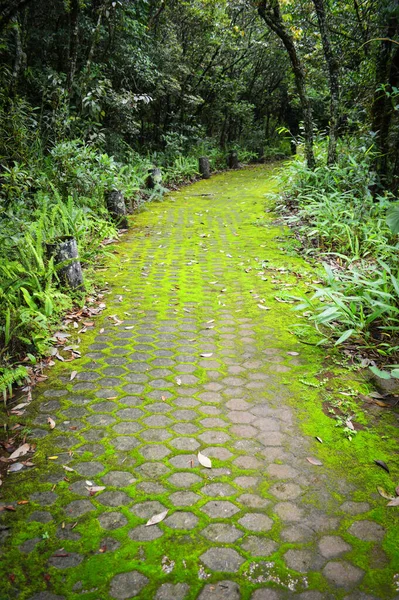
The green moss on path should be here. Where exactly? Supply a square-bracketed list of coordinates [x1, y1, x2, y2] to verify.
[0, 165, 398, 600]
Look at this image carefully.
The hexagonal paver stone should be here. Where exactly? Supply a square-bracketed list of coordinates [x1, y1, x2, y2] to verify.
[139, 444, 171, 460]
[164, 511, 198, 530]
[98, 512, 128, 530]
[203, 447, 232, 461]
[348, 520, 385, 541]
[131, 501, 167, 519]
[128, 525, 163, 541]
[199, 431, 230, 445]
[65, 500, 94, 517]
[112, 436, 139, 451]
[233, 456, 263, 470]
[109, 570, 149, 599]
[200, 548, 244, 572]
[97, 491, 132, 507]
[197, 580, 240, 600]
[238, 514, 273, 532]
[140, 428, 171, 442]
[241, 536, 277, 557]
[168, 472, 202, 488]
[169, 491, 200, 506]
[155, 583, 190, 600]
[202, 483, 236, 497]
[319, 536, 352, 559]
[30, 491, 57, 505]
[267, 464, 299, 479]
[102, 471, 136, 487]
[284, 549, 314, 573]
[200, 500, 240, 519]
[201, 523, 243, 543]
[340, 501, 370, 515]
[238, 494, 268, 509]
[169, 437, 201, 451]
[274, 502, 303, 522]
[75, 461, 104, 476]
[48, 552, 83, 568]
[137, 462, 170, 478]
[323, 561, 364, 588]
[269, 483, 302, 501]
[251, 590, 283, 600]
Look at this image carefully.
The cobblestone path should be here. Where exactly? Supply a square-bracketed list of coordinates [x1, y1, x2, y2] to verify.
[1, 166, 398, 599]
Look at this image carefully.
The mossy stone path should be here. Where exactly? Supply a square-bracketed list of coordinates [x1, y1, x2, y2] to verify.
[1, 166, 398, 599]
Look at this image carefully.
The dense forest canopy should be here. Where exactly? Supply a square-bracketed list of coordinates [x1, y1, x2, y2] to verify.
[1, 0, 399, 389]
[0, 0, 397, 173]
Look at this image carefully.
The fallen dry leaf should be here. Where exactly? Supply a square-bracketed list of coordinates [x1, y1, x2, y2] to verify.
[306, 457, 323, 466]
[374, 459, 389, 473]
[176, 378, 182, 386]
[377, 486, 394, 500]
[8, 462, 24, 472]
[85, 486, 105, 494]
[200, 353, 213, 358]
[387, 497, 399, 507]
[63, 465, 75, 473]
[145, 510, 168, 527]
[198, 452, 212, 469]
[70, 371, 77, 381]
[315, 437, 323, 444]
[287, 351, 299, 356]
[47, 417, 56, 430]
[9, 443, 30, 460]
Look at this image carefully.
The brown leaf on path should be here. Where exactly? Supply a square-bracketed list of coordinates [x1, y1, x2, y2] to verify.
[287, 351, 299, 356]
[17, 500, 29, 505]
[85, 486, 105, 494]
[9, 443, 30, 460]
[306, 457, 323, 466]
[70, 371, 77, 381]
[145, 510, 168, 526]
[315, 437, 323, 443]
[63, 465, 75, 472]
[387, 497, 399, 506]
[257, 304, 271, 310]
[377, 486, 394, 500]
[47, 417, 56, 429]
[374, 460, 389, 473]
[200, 353, 213, 358]
[0, 505, 16, 511]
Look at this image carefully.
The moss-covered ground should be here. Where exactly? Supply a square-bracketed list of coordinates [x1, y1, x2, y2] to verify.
[0, 165, 398, 600]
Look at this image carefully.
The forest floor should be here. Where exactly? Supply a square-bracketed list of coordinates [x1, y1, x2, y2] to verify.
[0, 165, 398, 600]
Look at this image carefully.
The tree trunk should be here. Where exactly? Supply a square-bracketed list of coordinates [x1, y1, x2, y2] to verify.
[105, 190, 128, 229]
[10, 15, 24, 95]
[258, 0, 315, 170]
[199, 157, 211, 179]
[312, 0, 340, 165]
[371, 15, 399, 187]
[67, 0, 80, 90]
[47, 237, 84, 290]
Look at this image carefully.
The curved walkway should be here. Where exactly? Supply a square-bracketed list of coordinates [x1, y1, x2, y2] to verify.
[0, 166, 397, 599]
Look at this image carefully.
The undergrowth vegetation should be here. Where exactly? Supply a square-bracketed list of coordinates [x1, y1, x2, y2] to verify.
[0, 99, 255, 396]
[276, 138, 399, 374]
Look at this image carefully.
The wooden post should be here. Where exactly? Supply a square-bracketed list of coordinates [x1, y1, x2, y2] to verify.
[199, 156, 211, 179]
[47, 236, 84, 290]
[146, 167, 162, 189]
[227, 151, 239, 169]
[105, 190, 128, 229]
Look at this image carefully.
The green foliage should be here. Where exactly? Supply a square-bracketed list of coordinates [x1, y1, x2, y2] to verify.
[277, 141, 399, 361]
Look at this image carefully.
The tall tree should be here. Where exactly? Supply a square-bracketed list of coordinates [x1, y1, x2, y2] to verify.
[312, 0, 340, 165]
[257, 0, 316, 170]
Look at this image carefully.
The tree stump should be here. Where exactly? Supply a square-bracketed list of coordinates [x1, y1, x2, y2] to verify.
[227, 151, 239, 169]
[47, 236, 84, 290]
[146, 167, 162, 189]
[199, 156, 211, 179]
[105, 190, 128, 229]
